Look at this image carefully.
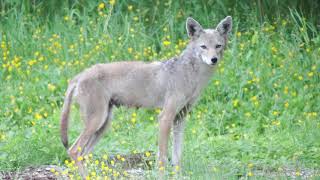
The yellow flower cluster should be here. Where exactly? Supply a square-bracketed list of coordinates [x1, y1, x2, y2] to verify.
[57, 152, 137, 179]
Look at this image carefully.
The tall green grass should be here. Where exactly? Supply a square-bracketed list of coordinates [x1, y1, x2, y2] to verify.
[0, 0, 319, 179]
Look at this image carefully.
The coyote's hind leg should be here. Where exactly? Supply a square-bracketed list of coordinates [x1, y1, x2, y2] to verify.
[67, 79, 110, 177]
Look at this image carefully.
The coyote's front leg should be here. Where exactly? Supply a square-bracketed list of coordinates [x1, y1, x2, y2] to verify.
[158, 100, 178, 169]
[172, 106, 189, 167]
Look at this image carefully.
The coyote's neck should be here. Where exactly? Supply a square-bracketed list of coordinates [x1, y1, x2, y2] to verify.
[161, 44, 214, 77]
[180, 45, 214, 74]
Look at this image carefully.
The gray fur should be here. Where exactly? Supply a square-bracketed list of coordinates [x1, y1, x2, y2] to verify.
[60, 16, 232, 177]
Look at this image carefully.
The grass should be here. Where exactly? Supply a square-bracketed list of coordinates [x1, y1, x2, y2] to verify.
[0, 1, 320, 179]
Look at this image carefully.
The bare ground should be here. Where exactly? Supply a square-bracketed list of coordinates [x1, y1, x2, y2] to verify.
[1, 152, 319, 180]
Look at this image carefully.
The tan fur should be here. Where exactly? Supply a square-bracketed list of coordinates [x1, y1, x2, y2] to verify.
[60, 16, 232, 177]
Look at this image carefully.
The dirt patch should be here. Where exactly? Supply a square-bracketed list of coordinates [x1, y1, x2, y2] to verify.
[1, 152, 319, 180]
[0, 152, 155, 179]
[2, 165, 319, 179]
[0, 165, 60, 180]
[251, 167, 320, 179]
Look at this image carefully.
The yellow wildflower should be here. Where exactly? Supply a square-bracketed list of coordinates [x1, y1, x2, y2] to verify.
[98, 2, 105, 10]
[236, 32, 241, 37]
[271, 46, 278, 54]
[284, 86, 288, 94]
[272, 120, 281, 126]
[175, 165, 180, 171]
[77, 156, 83, 161]
[131, 117, 136, 123]
[128, 47, 133, 53]
[109, 0, 115, 6]
[35, 113, 42, 120]
[284, 102, 289, 108]
[232, 99, 239, 107]
[214, 80, 220, 86]
[50, 168, 55, 173]
[48, 83, 56, 91]
[250, 96, 258, 101]
[103, 154, 108, 160]
[145, 151, 151, 157]
[163, 40, 171, 47]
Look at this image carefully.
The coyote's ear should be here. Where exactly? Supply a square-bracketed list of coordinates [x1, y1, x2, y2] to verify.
[186, 17, 203, 38]
[216, 16, 232, 36]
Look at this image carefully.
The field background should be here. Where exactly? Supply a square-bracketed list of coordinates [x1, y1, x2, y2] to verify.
[0, 0, 319, 179]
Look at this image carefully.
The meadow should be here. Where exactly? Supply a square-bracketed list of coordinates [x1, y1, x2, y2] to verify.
[0, 0, 319, 179]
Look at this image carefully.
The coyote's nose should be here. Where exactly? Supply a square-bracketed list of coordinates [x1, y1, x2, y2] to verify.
[211, 57, 218, 64]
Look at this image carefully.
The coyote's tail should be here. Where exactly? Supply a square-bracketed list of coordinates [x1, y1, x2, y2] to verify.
[60, 82, 76, 149]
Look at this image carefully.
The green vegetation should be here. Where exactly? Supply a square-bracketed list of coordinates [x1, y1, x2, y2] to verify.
[0, 0, 319, 179]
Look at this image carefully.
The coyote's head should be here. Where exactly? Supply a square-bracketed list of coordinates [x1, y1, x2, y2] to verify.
[186, 16, 232, 66]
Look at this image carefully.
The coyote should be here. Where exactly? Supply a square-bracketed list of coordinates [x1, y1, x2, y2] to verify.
[60, 16, 232, 176]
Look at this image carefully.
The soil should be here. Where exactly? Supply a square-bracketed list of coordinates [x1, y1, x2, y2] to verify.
[1, 165, 59, 180]
[1, 152, 319, 180]
[0, 152, 153, 180]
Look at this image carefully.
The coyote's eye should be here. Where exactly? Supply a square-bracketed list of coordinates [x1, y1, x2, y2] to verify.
[216, 44, 222, 49]
[200, 45, 207, 49]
